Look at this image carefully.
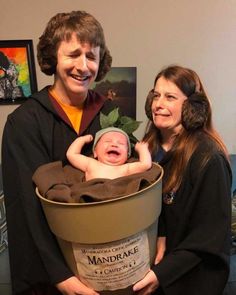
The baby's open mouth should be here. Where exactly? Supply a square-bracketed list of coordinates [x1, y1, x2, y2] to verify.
[107, 150, 120, 156]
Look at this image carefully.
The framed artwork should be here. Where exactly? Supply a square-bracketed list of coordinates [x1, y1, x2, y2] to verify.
[0, 39, 38, 104]
[92, 67, 137, 119]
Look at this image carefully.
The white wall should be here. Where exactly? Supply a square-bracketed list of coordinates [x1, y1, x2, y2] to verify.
[1, 0, 236, 156]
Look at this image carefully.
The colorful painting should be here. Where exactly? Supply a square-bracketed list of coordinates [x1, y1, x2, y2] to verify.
[0, 40, 37, 104]
[92, 67, 137, 119]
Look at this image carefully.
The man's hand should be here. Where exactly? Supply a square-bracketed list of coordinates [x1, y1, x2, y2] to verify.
[56, 276, 99, 295]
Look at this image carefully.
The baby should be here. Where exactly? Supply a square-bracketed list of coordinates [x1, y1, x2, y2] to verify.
[66, 127, 152, 181]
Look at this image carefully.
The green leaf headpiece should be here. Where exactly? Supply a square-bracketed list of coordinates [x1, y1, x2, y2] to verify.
[99, 107, 142, 150]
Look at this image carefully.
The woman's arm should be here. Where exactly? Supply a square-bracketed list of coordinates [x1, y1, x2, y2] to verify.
[153, 153, 231, 289]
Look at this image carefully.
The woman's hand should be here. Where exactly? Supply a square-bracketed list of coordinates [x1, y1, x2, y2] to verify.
[133, 270, 159, 294]
[155, 236, 166, 264]
[56, 276, 99, 295]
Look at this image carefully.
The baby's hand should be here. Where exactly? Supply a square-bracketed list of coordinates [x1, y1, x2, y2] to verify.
[134, 141, 149, 152]
[83, 134, 93, 143]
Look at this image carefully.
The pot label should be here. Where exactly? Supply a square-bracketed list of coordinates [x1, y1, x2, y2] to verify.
[72, 230, 150, 291]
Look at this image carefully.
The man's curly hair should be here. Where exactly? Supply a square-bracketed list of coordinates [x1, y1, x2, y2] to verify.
[37, 11, 112, 82]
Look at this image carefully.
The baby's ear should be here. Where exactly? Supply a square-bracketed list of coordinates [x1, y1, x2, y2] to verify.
[93, 150, 97, 159]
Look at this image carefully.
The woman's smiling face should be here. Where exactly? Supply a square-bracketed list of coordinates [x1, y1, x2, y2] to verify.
[151, 76, 187, 136]
[54, 32, 100, 105]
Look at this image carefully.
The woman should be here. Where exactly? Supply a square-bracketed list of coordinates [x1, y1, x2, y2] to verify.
[2, 11, 117, 295]
[133, 65, 232, 295]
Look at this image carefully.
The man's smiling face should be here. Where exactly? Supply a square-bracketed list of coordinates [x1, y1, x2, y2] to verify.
[54, 32, 100, 106]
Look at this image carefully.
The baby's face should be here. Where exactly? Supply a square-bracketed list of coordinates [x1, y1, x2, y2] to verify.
[94, 131, 129, 165]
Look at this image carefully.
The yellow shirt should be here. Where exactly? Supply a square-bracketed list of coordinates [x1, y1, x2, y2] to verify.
[49, 88, 83, 133]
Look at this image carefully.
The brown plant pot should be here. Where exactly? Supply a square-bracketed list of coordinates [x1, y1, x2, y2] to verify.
[36, 163, 163, 294]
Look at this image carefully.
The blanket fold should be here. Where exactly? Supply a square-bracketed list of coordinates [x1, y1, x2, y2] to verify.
[33, 161, 162, 203]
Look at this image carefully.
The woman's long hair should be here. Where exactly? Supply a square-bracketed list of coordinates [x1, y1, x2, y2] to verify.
[144, 65, 229, 194]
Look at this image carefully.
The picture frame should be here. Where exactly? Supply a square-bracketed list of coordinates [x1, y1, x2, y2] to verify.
[92, 67, 137, 119]
[0, 39, 38, 104]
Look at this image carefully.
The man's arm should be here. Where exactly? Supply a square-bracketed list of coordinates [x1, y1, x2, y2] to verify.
[2, 111, 74, 287]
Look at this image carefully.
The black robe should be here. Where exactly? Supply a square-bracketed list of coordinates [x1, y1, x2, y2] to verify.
[153, 141, 232, 295]
[1, 86, 117, 294]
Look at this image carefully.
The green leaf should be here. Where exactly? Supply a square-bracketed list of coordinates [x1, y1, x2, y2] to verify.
[107, 108, 119, 125]
[99, 107, 142, 154]
[119, 116, 134, 125]
[129, 133, 139, 143]
[121, 120, 142, 134]
[100, 108, 121, 128]
[100, 112, 111, 128]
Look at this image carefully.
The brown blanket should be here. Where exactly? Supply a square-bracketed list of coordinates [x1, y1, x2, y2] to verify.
[33, 161, 162, 203]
